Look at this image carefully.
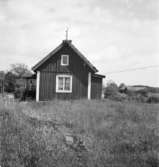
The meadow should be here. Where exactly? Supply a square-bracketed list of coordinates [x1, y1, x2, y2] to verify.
[0, 99, 159, 167]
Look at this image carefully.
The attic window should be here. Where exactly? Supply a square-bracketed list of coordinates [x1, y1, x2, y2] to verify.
[56, 75, 72, 93]
[61, 54, 69, 66]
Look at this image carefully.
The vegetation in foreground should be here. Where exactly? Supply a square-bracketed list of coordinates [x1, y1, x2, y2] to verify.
[0, 100, 159, 167]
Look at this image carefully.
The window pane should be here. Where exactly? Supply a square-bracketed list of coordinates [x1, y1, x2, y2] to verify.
[64, 77, 70, 90]
[58, 77, 64, 90]
[62, 55, 68, 65]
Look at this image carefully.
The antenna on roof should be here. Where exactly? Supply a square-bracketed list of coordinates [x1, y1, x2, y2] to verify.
[65, 27, 69, 40]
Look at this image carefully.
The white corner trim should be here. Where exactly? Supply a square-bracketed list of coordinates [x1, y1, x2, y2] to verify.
[88, 72, 91, 99]
[101, 80, 104, 99]
[36, 71, 40, 102]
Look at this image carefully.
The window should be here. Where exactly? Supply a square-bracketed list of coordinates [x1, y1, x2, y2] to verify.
[61, 54, 69, 66]
[56, 75, 72, 93]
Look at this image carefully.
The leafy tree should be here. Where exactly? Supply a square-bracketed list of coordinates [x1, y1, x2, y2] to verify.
[5, 64, 32, 95]
[4, 72, 16, 93]
[119, 83, 127, 93]
[10, 63, 32, 78]
[104, 81, 118, 98]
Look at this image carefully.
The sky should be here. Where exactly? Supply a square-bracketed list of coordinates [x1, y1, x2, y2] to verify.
[0, 0, 159, 86]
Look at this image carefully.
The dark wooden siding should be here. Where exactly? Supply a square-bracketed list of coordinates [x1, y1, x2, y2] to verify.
[38, 43, 89, 100]
[91, 76, 102, 99]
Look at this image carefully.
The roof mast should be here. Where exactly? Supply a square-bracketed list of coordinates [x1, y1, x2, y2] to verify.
[65, 27, 69, 40]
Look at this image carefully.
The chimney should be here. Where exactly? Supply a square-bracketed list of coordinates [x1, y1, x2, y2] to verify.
[62, 40, 72, 44]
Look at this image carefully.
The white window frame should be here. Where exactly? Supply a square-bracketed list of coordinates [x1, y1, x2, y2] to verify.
[61, 54, 69, 66]
[56, 74, 72, 93]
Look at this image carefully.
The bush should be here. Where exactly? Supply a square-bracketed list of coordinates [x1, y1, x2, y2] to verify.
[14, 87, 25, 99]
[104, 81, 118, 98]
[119, 83, 127, 93]
[147, 95, 159, 103]
[4, 72, 16, 93]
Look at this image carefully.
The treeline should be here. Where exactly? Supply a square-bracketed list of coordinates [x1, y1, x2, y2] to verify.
[104, 81, 159, 103]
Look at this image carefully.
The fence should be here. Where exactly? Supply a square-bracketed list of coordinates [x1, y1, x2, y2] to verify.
[0, 93, 15, 106]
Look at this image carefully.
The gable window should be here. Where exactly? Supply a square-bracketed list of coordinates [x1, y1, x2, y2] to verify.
[56, 75, 72, 93]
[61, 54, 69, 66]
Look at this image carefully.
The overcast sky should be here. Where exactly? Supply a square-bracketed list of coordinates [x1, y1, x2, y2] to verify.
[0, 0, 159, 86]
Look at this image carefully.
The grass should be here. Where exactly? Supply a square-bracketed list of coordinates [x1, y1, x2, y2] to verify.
[0, 99, 159, 167]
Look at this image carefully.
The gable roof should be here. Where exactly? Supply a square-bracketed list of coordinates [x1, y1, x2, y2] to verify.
[32, 40, 98, 72]
[92, 74, 105, 78]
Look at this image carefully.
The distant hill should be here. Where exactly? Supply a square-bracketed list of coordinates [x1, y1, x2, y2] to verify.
[105, 83, 159, 103]
[127, 85, 159, 93]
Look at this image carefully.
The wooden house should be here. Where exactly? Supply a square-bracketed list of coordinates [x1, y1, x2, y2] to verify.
[32, 40, 105, 101]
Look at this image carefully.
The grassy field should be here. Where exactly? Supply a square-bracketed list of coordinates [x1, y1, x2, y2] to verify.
[0, 100, 159, 167]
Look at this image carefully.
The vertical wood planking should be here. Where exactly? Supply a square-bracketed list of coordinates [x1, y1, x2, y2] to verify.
[91, 76, 103, 99]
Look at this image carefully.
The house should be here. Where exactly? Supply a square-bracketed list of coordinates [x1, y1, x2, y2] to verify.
[19, 74, 36, 100]
[22, 73, 36, 91]
[32, 39, 105, 101]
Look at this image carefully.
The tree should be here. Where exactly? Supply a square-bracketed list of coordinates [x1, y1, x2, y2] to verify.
[4, 72, 16, 93]
[104, 81, 118, 98]
[10, 63, 32, 78]
[119, 83, 127, 93]
[4, 63, 32, 94]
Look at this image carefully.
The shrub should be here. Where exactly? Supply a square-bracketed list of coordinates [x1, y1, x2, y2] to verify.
[14, 87, 25, 99]
[147, 95, 159, 103]
[119, 83, 127, 93]
[104, 81, 118, 98]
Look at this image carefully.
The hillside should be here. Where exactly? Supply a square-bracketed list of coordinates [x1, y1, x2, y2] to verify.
[0, 100, 159, 167]
[127, 85, 159, 93]
[104, 83, 159, 103]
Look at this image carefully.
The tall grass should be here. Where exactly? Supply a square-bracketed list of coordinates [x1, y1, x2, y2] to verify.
[0, 100, 159, 167]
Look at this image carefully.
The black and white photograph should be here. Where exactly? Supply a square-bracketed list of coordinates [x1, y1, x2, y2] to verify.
[0, 0, 159, 166]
